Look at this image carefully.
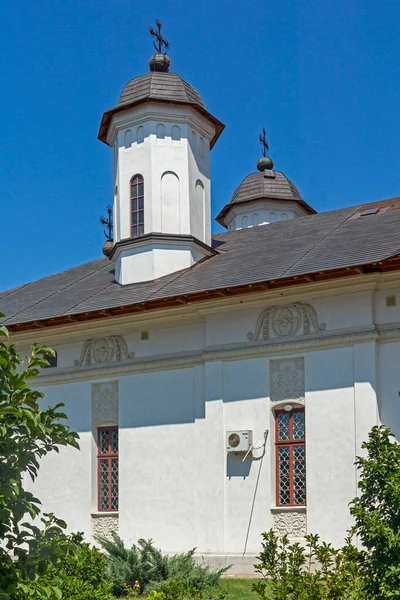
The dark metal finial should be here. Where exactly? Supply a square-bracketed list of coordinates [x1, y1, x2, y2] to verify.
[257, 127, 274, 172]
[100, 205, 113, 242]
[148, 19, 170, 55]
[259, 127, 269, 158]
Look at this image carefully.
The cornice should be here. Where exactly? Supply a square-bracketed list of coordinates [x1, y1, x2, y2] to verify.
[9, 274, 383, 346]
[106, 103, 216, 147]
[36, 324, 382, 386]
[109, 233, 216, 261]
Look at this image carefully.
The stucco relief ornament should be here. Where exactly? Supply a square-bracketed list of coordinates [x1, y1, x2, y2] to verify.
[273, 510, 307, 537]
[74, 335, 135, 367]
[270, 358, 304, 403]
[247, 302, 326, 341]
[92, 514, 119, 540]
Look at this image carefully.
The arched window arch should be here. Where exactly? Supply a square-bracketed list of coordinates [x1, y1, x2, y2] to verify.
[130, 175, 144, 237]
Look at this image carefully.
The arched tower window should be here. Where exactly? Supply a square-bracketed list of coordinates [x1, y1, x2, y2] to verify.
[130, 174, 144, 237]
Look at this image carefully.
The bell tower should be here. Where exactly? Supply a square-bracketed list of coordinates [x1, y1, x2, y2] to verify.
[98, 21, 224, 285]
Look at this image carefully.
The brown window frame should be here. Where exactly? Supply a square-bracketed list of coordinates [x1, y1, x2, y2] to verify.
[97, 426, 119, 512]
[275, 408, 306, 507]
[130, 174, 144, 237]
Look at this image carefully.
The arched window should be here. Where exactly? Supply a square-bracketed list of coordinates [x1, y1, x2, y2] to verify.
[275, 408, 306, 506]
[171, 125, 181, 142]
[97, 426, 118, 511]
[130, 175, 144, 237]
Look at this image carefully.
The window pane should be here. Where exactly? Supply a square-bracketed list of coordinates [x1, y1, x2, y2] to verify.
[139, 224, 144, 234]
[293, 411, 305, 440]
[277, 413, 290, 440]
[111, 429, 118, 453]
[132, 225, 138, 237]
[99, 430, 109, 454]
[138, 183, 144, 196]
[99, 460, 109, 510]
[111, 458, 119, 510]
[132, 213, 137, 225]
[139, 197, 144, 210]
[132, 199, 137, 212]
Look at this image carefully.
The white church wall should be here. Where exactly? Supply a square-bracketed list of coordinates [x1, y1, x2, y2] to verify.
[118, 367, 199, 552]
[222, 358, 271, 554]
[305, 346, 357, 547]
[377, 341, 400, 440]
[374, 287, 400, 324]
[31, 382, 92, 534]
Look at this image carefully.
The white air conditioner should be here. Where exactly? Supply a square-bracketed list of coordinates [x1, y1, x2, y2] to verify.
[226, 430, 252, 453]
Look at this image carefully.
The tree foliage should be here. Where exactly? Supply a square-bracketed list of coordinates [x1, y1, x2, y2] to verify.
[0, 314, 80, 598]
[350, 425, 400, 598]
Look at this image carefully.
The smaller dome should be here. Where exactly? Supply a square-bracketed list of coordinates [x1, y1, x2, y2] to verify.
[216, 170, 316, 227]
[230, 171, 303, 205]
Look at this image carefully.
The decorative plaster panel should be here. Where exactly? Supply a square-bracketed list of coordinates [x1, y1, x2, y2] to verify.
[92, 513, 119, 540]
[92, 381, 118, 424]
[270, 358, 305, 404]
[273, 510, 307, 537]
[74, 335, 135, 367]
[248, 302, 326, 341]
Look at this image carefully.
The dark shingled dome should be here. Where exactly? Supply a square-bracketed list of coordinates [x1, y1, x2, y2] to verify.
[230, 171, 303, 205]
[118, 72, 205, 109]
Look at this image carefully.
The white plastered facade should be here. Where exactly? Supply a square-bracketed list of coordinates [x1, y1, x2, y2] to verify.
[16, 273, 400, 575]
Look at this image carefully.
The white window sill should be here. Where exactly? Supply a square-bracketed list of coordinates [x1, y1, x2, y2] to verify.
[91, 511, 119, 517]
[271, 506, 307, 512]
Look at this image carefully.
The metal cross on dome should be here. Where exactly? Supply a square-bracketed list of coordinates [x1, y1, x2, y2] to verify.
[100, 206, 113, 242]
[259, 127, 269, 158]
[148, 19, 170, 55]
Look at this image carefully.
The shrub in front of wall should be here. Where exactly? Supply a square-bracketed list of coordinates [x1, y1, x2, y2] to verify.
[96, 534, 228, 597]
[253, 530, 364, 600]
[38, 541, 113, 600]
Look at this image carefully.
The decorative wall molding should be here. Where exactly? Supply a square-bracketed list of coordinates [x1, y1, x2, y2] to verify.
[74, 335, 135, 367]
[248, 302, 326, 341]
[91, 513, 119, 540]
[270, 358, 305, 404]
[272, 509, 307, 537]
[38, 326, 381, 386]
[92, 381, 119, 425]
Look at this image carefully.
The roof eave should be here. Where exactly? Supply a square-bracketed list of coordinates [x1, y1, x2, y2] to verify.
[98, 97, 225, 148]
[7, 255, 400, 333]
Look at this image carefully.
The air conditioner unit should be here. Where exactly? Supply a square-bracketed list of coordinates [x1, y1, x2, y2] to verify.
[226, 430, 252, 453]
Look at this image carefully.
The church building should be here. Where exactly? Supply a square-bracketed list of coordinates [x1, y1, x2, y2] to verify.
[2, 26, 400, 575]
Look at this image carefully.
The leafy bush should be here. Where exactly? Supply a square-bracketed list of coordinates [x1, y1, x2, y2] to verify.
[36, 539, 113, 600]
[0, 316, 80, 599]
[96, 534, 227, 597]
[350, 425, 400, 598]
[146, 576, 227, 600]
[253, 530, 364, 600]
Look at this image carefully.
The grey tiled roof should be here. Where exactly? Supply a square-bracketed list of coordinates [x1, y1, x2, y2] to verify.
[118, 72, 204, 108]
[230, 171, 303, 204]
[2, 202, 400, 327]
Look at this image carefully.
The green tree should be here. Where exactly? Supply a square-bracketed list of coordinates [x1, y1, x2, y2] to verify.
[350, 425, 400, 598]
[0, 314, 80, 599]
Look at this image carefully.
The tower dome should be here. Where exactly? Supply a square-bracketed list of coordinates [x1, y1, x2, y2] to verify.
[98, 54, 223, 147]
[216, 130, 316, 229]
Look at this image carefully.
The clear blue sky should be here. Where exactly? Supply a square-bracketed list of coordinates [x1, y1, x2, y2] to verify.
[2, 0, 400, 290]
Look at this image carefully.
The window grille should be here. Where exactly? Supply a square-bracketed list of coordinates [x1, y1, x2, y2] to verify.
[130, 174, 144, 237]
[97, 426, 118, 511]
[275, 408, 306, 506]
